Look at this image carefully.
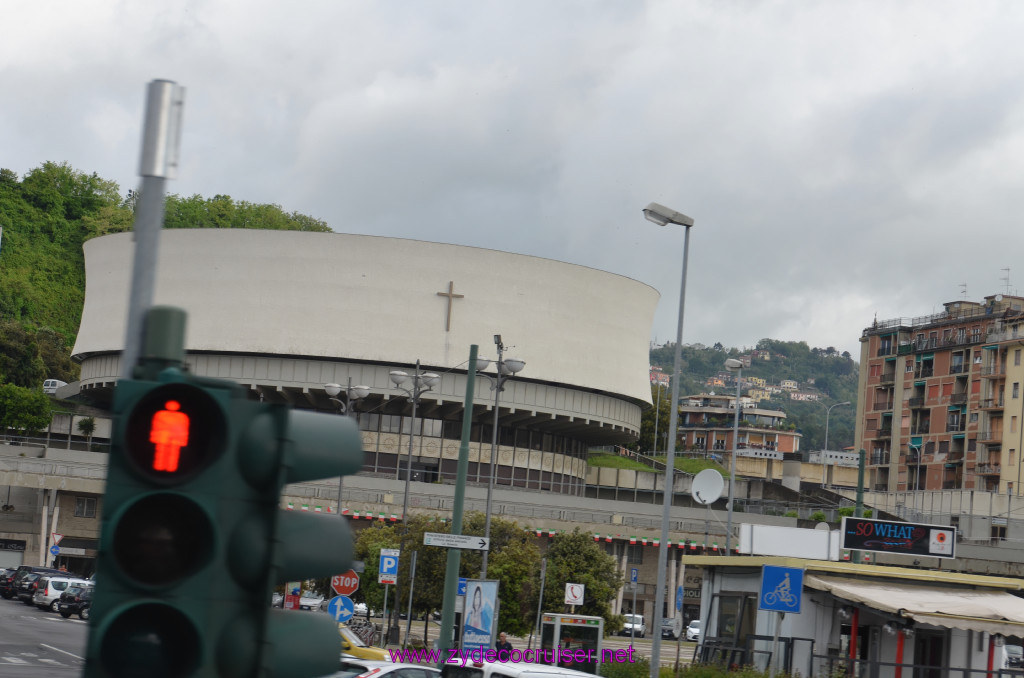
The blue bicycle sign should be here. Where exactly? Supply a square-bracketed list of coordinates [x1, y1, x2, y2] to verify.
[759, 565, 803, 613]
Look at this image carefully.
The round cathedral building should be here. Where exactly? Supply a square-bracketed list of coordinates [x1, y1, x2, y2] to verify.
[71, 229, 658, 497]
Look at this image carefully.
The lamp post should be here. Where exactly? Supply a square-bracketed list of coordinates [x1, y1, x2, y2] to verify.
[324, 379, 370, 517]
[390, 360, 440, 524]
[477, 334, 525, 578]
[724, 358, 743, 552]
[642, 202, 695, 678]
[822, 401, 851, 487]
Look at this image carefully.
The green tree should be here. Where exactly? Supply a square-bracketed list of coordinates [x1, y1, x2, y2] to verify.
[543, 529, 621, 622]
[0, 321, 46, 387]
[0, 383, 51, 435]
[77, 416, 96, 448]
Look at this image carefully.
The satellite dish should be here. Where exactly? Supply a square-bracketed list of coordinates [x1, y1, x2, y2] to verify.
[692, 469, 725, 505]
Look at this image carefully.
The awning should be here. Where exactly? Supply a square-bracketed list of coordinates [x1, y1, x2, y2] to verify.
[806, 574, 1024, 636]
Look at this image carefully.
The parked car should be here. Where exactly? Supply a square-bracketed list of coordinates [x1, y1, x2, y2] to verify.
[57, 585, 93, 619]
[0, 569, 15, 598]
[16, 573, 46, 604]
[338, 624, 389, 660]
[1004, 644, 1023, 668]
[661, 617, 677, 639]
[300, 592, 324, 610]
[685, 619, 702, 642]
[6, 566, 67, 600]
[33, 576, 91, 612]
[620, 613, 646, 638]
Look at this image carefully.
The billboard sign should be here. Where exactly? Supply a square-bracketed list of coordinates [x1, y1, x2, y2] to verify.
[841, 517, 956, 559]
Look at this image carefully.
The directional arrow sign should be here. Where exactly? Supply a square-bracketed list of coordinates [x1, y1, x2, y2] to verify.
[423, 532, 490, 551]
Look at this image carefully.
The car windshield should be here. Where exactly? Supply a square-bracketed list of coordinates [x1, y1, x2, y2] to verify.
[1007, 646, 1023, 657]
[336, 662, 374, 678]
[339, 625, 369, 648]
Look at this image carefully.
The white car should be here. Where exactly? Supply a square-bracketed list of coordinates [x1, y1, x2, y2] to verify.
[335, 659, 440, 678]
[32, 576, 91, 612]
[621, 613, 646, 638]
[685, 619, 702, 641]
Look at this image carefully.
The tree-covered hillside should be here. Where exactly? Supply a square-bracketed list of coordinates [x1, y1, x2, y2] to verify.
[644, 338, 859, 453]
[0, 161, 331, 388]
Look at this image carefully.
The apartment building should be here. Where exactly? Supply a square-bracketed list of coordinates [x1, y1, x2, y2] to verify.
[676, 393, 801, 456]
[856, 294, 1024, 494]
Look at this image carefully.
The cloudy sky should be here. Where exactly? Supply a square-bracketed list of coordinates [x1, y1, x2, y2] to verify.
[7, 1, 1024, 357]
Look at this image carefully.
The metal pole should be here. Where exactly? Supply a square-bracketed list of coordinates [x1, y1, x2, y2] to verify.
[121, 80, 184, 379]
[529, 557, 546, 650]
[852, 449, 866, 563]
[403, 551, 417, 649]
[630, 584, 637, 644]
[482, 339, 504, 578]
[436, 345, 478, 663]
[650, 223, 692, 678]
[337, 377, 354, 518]
[726, 367, 741, 552]
[381, 585, 389, 646]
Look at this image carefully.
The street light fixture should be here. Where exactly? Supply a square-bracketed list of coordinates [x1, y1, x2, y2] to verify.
[390, 361, 440, 524]
[724, 358, 743, 552]
[642, 202, 695, 678]
[324, 379, 371, 517]
[476, 334, 525, 578]
[822, 401, 851, 487]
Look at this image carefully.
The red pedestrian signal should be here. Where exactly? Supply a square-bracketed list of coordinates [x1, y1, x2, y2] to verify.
[149, 400, 190, 472]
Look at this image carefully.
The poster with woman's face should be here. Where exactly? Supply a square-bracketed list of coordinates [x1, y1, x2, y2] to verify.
[461, 579, 499, 651]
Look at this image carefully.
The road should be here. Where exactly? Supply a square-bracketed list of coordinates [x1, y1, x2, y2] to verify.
[0, 594, 86, 676]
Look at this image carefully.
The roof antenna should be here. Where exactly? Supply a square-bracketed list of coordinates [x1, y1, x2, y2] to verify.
[1002, 267, 1012, 295]
[959, 282, 968, 300]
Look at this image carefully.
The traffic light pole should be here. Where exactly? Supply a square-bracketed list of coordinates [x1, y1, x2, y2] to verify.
[436, 344, 478, 662]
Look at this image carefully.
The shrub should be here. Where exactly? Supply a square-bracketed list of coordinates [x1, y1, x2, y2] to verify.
[810, 510, 828, 522]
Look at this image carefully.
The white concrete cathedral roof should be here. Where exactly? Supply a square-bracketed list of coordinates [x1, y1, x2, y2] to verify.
[74, 230, 659, 403]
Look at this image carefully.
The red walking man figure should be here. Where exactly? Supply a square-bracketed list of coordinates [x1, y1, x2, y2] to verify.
[150, 400, 190, 472]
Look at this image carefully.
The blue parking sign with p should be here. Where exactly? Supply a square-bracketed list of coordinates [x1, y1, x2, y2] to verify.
[631, 568, 638, 584]
[380, 552, 399, 576]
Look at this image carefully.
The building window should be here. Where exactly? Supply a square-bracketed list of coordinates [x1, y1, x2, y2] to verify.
[1016, 349, 1022, 367]
[627, 544, 643, 564]
[1015, 383, 1020, 399]
[75, 497, 97, 518]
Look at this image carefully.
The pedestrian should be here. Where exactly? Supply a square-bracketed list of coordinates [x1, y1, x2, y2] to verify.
[496, 631, 513, 652]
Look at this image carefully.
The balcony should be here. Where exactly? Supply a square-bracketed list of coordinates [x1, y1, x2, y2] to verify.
[914, 366, 934, 378]
[873, 400, 894, 412]
[949, 392, 968, 406]
[879, 371, 896, 385]
[946, 420, 966, 433]
[908, 396, 925, 408]
[979, 430, 1002, 444]
[876, 426, 892, 439]
[976, 464, 1002, 475]
[876, 345, 896, 357]
[981, 364, 1006, 378]
[869, 451, 891, 465]
[910, 424, 930, 435]
[979, 397, 1004, 410]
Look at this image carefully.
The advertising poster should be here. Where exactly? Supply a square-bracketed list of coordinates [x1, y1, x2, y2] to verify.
[461, 579, 499, 652]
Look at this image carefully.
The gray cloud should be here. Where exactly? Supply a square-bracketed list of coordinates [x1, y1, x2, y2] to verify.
[7, 1, 1024, 359]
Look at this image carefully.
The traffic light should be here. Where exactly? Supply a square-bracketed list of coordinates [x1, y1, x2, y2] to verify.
[85, 307, 363, 678]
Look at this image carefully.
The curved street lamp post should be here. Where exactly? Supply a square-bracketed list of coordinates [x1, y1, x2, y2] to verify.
[641, 202, 695, 678]
[324, 379, 370, 517]
[477, 334, 525, 578]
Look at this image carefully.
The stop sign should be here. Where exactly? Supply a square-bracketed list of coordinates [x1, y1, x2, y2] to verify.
[332, 569, 360, 596]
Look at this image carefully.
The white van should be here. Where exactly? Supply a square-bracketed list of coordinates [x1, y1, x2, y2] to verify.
[42, 379, 67, 395]
[441, 660, 595, 678]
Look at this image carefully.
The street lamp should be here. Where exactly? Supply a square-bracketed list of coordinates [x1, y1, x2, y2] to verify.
[476, 334, 525, 578]
[390, 360, 440, 524]
[642, 202, 695, 678]
[324, 379, 370, 517]
[724, 358, 743, 552]
[822, 401, 851, 487]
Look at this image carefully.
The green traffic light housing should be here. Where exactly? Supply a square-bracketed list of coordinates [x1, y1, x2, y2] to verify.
[85, 307, 365, 678]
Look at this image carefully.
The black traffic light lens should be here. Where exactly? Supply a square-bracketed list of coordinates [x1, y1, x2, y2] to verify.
[123, 383, 227, 484]
[113, 494, 214, 587]
[100, 602, 200, 678]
